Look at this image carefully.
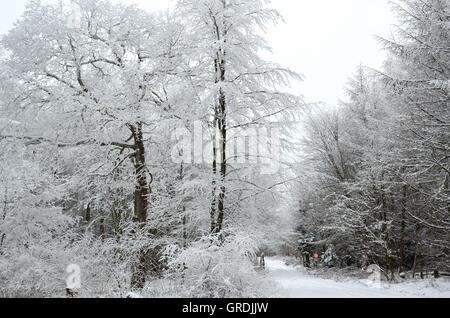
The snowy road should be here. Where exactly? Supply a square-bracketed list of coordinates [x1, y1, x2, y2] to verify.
[266, 258, 450, 298]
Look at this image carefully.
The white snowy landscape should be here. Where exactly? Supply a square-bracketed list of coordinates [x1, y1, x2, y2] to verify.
[266, 258, 450, 298]
[0, 0, 448, 298]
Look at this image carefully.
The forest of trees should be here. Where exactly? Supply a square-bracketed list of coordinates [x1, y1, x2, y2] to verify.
[295, 0, 449, 280]
[0, 0, 300, 297]
[0, 0, 448, 298]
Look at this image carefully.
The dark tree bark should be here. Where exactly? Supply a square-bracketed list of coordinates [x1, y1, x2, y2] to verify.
[99, 213, 105, 239]
[211, 34, 227, 236]
[380, 186, 394, 280]
[210, 118, 218, 234]
[0, 187, 7, 255]
[216, 85, 227, 235]
[130, 122, 151, 290]
[178, 162, 188, 249]
[85, 203, 91, 223]
[399, 185, 407, 273]
[213, 44, 227, 236]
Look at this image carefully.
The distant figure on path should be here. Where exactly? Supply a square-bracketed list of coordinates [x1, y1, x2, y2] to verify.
[259, 253, 266, 270]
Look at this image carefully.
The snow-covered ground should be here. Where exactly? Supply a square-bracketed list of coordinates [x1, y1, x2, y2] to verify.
[266, 258, 450, 298]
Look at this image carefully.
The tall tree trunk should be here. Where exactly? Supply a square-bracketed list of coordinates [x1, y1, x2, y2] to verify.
[211, 48, 227, 236]
[208, 7, 229, 237]
[130, 122, 150, 290]
[381, 188, 393, 280]
[178, 163, 188, 249]
[215, 65, 227, 235]
[445, 173, 450, 222]
[0, 186, 7, 255]
[99, 211, 105, 240]
[210, 118, 218, 233]
[399, 185, 407, 273]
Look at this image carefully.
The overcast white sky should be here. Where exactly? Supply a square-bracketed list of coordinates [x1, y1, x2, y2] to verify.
[0, 0, 396, 105]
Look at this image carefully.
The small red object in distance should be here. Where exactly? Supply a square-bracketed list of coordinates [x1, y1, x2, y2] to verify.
[313, 252, 319, 259]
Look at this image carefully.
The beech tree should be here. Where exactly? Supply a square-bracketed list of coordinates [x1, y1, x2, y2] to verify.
[175, 0, 302, 238]
[0, 0, 186, 290]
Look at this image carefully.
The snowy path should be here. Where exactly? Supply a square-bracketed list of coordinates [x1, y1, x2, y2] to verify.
[266, 258, 450, 298]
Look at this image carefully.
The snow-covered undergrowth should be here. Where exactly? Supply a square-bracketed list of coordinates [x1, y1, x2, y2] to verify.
[0, 233, 134, 298]
[142, 236, 279, 298]
[0, 222, 277, 298]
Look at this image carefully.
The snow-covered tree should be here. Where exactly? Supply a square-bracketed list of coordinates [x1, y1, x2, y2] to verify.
[174, 0, 302, 239]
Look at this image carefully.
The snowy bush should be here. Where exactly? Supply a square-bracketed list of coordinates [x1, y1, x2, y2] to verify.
[152, 235, 275, 298]
[0, 207, 76, 297]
